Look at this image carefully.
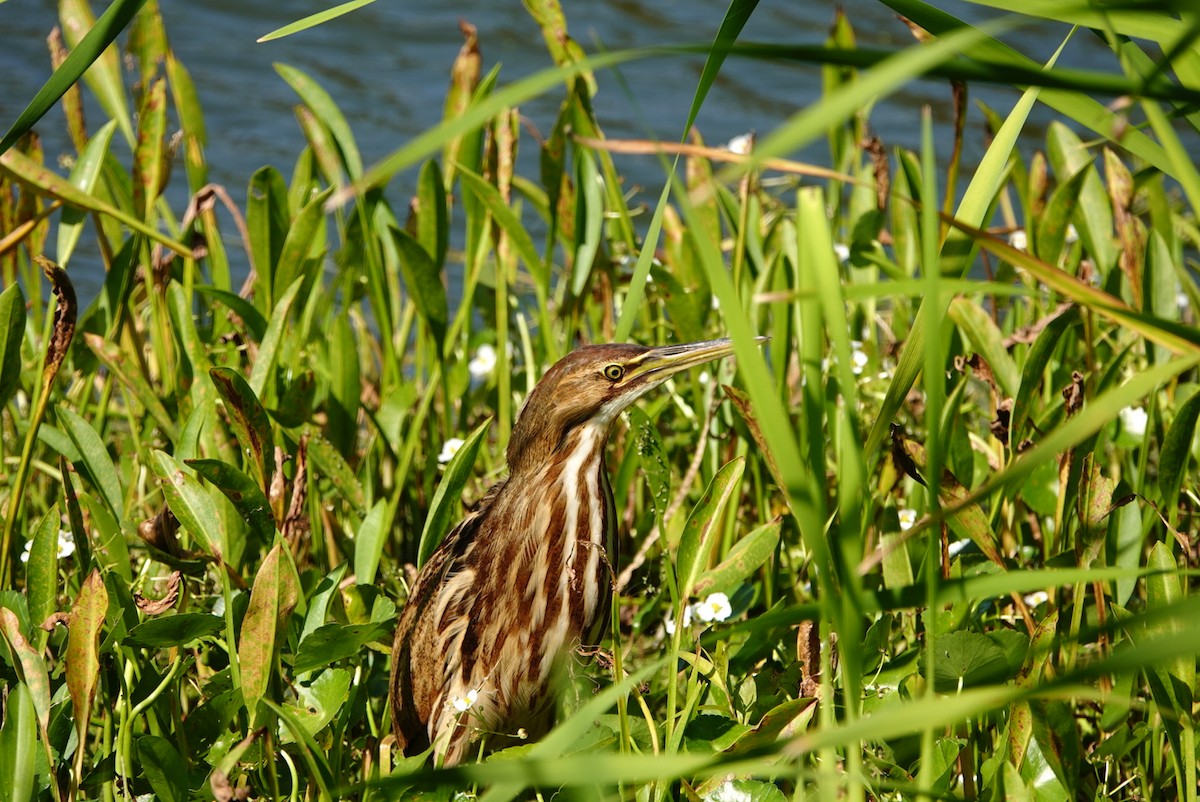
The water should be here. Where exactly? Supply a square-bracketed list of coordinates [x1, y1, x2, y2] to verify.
[3, 0, 1118, 299]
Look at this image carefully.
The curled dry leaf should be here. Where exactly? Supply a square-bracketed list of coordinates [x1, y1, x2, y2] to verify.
[137, 506, 184, 557]
[33, 256, 76, 388]
[135, 570, 183, 615]
[40, 611, 71, 632]
[1062, 371, 1085, 416]
[281, 434, 309, 545]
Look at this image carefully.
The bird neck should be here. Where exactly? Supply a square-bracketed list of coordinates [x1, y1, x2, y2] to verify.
[507, 417, 612, 480]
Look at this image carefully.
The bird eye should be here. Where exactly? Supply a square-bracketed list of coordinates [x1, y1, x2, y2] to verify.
[602, 364, 624, 381]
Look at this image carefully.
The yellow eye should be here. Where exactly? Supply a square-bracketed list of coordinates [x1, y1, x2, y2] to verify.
[602, 364, 624, 381]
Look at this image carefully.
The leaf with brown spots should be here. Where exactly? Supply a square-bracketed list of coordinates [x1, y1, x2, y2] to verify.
[66, 570, 107, 767]
[238, 544, 299, 725]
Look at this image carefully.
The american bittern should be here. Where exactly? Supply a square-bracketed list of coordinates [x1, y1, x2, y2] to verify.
[390, 338, 739, 764]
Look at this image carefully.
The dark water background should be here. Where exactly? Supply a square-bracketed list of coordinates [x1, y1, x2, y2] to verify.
[3, 0, 1120, 299]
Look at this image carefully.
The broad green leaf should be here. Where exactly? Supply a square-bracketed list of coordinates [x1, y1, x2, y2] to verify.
[925, 630, 1027, 691]
[124, 614, 224, 649]
[0, 609, 51, 737]
[0, 682, 36, 802]
[299, 563, 348, 643]
[24, 506, 60, 641]
[66, 570, 107, 756]
[239, 544, 299, 725]
[353, 500, 388, 587]
[280, 668, 354, 743]
[276, 63, 363, 181]
[186, 459, 275, 546]
[693, 521, 780, 597]
[418, 418, 491, 568]
[627, 407, 670, 520]
[246, 166, 290, 309]
[248, 276, 304, 397]
[0, 282, 24, 412]
[272, 185, 332, 305]
[151, 450, 225, 560]
[570, 150, 602, 297]
[292, 622, 390, 675]
[302, 426, 366, 514]
[415, 159, 449, 269]
[391, 226, 448, 350]
[1160, 389, 1200, 522]
[209, 367, 274, 494]
[57, 407, 123, 522]
[676, 457, 745, 601]
[56, 119, 117, 267]
[457, 166, 548, 290]
[136, 735, 188, 802]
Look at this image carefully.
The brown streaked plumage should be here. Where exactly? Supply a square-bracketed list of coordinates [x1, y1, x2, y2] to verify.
[390, 338, 739, 765]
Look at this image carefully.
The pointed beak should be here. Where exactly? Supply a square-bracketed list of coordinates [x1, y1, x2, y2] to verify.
[623, 336, 765, 388]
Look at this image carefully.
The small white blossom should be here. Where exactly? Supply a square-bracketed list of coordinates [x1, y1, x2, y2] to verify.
[19, 530, 75, 563]
[467, 344, 497, 380]
[948, 538, 972, 558]
[1007, 229, 1028, 251]
[1024, 591, 1050, 607]
[1178, 292, 1191, 311]
[438, 437, 466, 464]
[725, 133, 754, 155]
[849, 341, 869, 375]
[833, 243, 851, 264]
[694, 592, 732, 623]
[698, 370, 710, 385]
[212, 595, 226, 617]
[664, 604, 692, 635]
[450, 688, 479, 713]
[57, 530, 75, 559]
[1065, 224, 1079, 244]
[897, 508, 917, 531]
[1119, 406, 1148, 438]
[705, 780, 753, 802]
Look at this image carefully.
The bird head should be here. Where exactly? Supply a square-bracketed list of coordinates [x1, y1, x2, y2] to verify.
[506, 338, 740, 475]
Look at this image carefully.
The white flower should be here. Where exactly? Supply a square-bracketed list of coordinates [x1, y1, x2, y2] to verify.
[833, 243, 851, 264]
[1119, 406, 1148, 438]
[467, 344, 497, 381]
[211, 594, 226, 617]
[725, 133, 754, 155]
[450, 688, 479, 713]
[1023, 591, 1050, 607]
[57, 530, 75, 559]
[1178, 291, 1191, 311]
[1065, 224, 1079, 244]
[849, 341, 869, 375]
[664, 604, 693, 635]
[438, 437, 466, 464]
[1007, 229, 1028, 251]
[897, 508, 917, 531]
[698, 370, 710, 385]
[948, 538, 972, 558]
[705, 780, 753, 802]
[19, 530, 75, 563]
[694, 592, 732, 623]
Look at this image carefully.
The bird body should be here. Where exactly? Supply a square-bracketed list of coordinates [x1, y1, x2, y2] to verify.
[390, 339, 738, 764]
